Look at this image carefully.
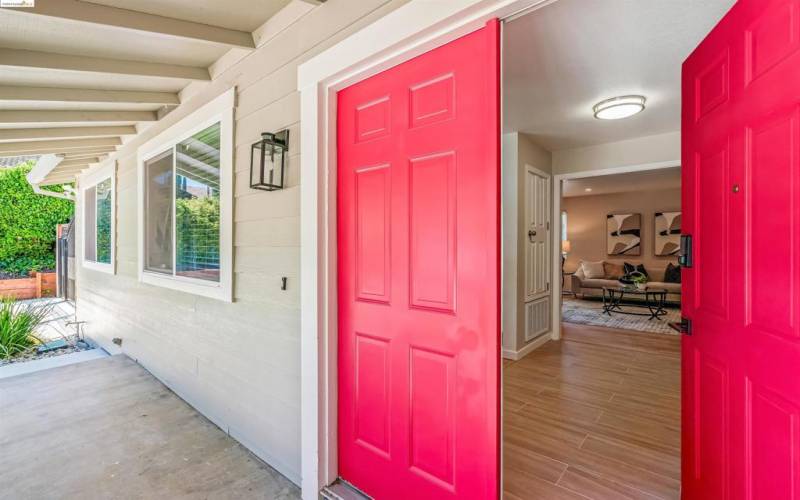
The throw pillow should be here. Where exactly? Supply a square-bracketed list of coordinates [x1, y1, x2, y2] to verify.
[580, 260, 606, 279]
[664, 262, 681, 283]
[604, 262, 625, 280]
[623, 262, 649, 279]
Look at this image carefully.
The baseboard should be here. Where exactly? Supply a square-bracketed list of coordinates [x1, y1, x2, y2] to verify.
[502, 333, 551, 361]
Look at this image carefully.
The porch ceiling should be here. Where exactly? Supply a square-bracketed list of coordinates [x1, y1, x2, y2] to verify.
[0, 0, 298, 185]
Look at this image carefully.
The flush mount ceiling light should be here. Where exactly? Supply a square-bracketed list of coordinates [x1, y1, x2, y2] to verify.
[593, 95, 646, 120]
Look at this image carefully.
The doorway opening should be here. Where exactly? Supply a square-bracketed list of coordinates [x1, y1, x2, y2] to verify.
[500, 0, 732, 497]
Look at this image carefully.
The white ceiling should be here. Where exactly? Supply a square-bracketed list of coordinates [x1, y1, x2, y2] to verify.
[503, 0, 735, 151]
[563, 166, 681, 198]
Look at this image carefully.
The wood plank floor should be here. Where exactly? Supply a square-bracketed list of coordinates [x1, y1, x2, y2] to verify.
[503, 323, 681, 500]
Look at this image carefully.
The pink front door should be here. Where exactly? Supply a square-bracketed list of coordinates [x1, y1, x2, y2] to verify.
[682, 0, 800, 497]
[336, 20, 500, 500]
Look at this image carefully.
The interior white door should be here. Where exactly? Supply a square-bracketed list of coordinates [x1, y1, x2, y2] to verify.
[523, 165, 551, 342]
[524, 165, 551, 302]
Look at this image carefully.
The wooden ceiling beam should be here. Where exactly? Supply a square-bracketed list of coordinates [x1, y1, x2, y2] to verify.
[42, 174, 83, 185]
[58, 157, 102, 168]
[62, 151, 111, 160]
[0, 110, 156, 124]
[0, 126, 136, 142]
[0, 85, 178, 105]
[0, 137, 121, 155]
[0, 47, 210, 81]
[14, 0, 255, 49]
[0, 147, 115, 157]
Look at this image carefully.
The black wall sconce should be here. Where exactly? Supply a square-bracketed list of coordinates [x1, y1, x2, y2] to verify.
[250, 130, 289, 191]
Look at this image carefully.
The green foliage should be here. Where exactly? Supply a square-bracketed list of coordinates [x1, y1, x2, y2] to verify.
[0, 163, 73, 276]
[175, 196, 220, 273]
[95, 179, 112, 264]
[0, 298, 50, 359]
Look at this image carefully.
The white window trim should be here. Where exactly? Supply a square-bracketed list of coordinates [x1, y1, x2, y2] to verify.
[136, 88, 235, 302]
[79, 160, 116, 275]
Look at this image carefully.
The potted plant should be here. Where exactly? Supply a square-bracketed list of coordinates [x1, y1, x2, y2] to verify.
[628, 271, 648, 290]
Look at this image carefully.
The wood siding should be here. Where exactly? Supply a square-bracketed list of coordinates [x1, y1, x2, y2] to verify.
[74, 0, 408, 485]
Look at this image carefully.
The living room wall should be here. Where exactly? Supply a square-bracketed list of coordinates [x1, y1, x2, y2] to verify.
[562, 187, 680, 279]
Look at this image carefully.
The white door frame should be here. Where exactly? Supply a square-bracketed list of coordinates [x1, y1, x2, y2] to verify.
[297, 0, 555, 497]
[549, 160, 681, 341]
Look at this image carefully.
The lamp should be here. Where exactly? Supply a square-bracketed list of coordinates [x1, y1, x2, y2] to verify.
[593, 95, 646, 120]
[561, 240, 571, 255]
[250, 130, 289, 191]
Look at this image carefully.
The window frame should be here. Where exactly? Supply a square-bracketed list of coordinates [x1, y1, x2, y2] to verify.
[80, 161, 116, 274]
[137, 88, 234, 302]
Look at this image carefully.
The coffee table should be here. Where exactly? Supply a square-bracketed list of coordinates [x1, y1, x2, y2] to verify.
[601, 286, 668, 321]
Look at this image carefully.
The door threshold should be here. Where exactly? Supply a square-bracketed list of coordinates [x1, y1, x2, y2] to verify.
[321, 480, 371, 500]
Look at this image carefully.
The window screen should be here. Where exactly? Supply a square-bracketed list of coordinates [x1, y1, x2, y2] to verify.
[144, 122, 221, 282]
[95, 178, 112, 264]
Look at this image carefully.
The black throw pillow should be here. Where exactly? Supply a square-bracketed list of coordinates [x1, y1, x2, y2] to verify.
[664, 262, 681, 284]
[623, 262, 649, 279]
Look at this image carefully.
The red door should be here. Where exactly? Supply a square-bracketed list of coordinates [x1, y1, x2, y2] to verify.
[337, 20, 500, 500]
[683, 0, 800, 498]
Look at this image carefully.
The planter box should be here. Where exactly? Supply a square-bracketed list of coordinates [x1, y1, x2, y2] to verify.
[0, 273, 57, 300]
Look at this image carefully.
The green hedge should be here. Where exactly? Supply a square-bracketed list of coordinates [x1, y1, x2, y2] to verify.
[0, 163, 73, 276]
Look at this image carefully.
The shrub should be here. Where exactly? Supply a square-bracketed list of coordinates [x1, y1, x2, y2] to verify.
[0, 298, 50, 359]
[0, 163, 73, 276]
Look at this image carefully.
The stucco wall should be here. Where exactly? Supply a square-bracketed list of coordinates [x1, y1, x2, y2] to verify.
[74, 0, 408, 485]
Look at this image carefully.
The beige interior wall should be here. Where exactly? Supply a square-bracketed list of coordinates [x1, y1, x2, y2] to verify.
[562, 188, 681, 278]
[502, 132, 553, 357]
[74, 0, 409, 486]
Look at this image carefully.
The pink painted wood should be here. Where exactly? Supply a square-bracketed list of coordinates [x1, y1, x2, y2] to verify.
[682, 0, 800, 497]
[336, 20, 501, 499]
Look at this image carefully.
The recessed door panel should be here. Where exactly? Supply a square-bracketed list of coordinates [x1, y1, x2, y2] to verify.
[746, 109, 799, 339]
[354, 333, 391, 456]
[409, 152, 456, 313]
[355, 164, 392, 304]
[746, 380, 800, 500]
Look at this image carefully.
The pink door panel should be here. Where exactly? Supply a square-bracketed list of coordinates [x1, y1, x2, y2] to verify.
[682, 0, 800, 498]
[337, 20, 501, 500]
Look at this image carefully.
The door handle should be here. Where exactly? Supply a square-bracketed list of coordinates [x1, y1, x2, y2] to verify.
[528, 229, 536, 242]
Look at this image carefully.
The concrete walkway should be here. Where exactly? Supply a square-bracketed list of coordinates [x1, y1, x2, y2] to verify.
[0, 355, 300, 500]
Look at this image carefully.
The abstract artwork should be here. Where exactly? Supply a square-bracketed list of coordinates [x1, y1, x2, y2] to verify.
[654, 211, 681, 256]
[607, 213, 641, 256]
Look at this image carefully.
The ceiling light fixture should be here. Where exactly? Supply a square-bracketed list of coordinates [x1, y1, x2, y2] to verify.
[584, 188, 593, 192]
[593, 95, 646, 120]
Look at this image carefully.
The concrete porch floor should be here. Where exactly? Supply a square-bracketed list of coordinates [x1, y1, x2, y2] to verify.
[0, 355, 300, 500]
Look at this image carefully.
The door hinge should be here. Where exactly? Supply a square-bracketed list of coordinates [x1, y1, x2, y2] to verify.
[680, 317, 692, 336]
[679, 234, 693, 268]
[545, 282, 550, 291]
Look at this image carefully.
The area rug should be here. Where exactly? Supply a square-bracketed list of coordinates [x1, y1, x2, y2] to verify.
[562, 298, 680, 335]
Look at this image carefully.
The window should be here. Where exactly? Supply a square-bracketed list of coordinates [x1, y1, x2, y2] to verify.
[561, 210, 568, 241]
[81, 163, 115, 273]
[138, 89, 233, 301]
